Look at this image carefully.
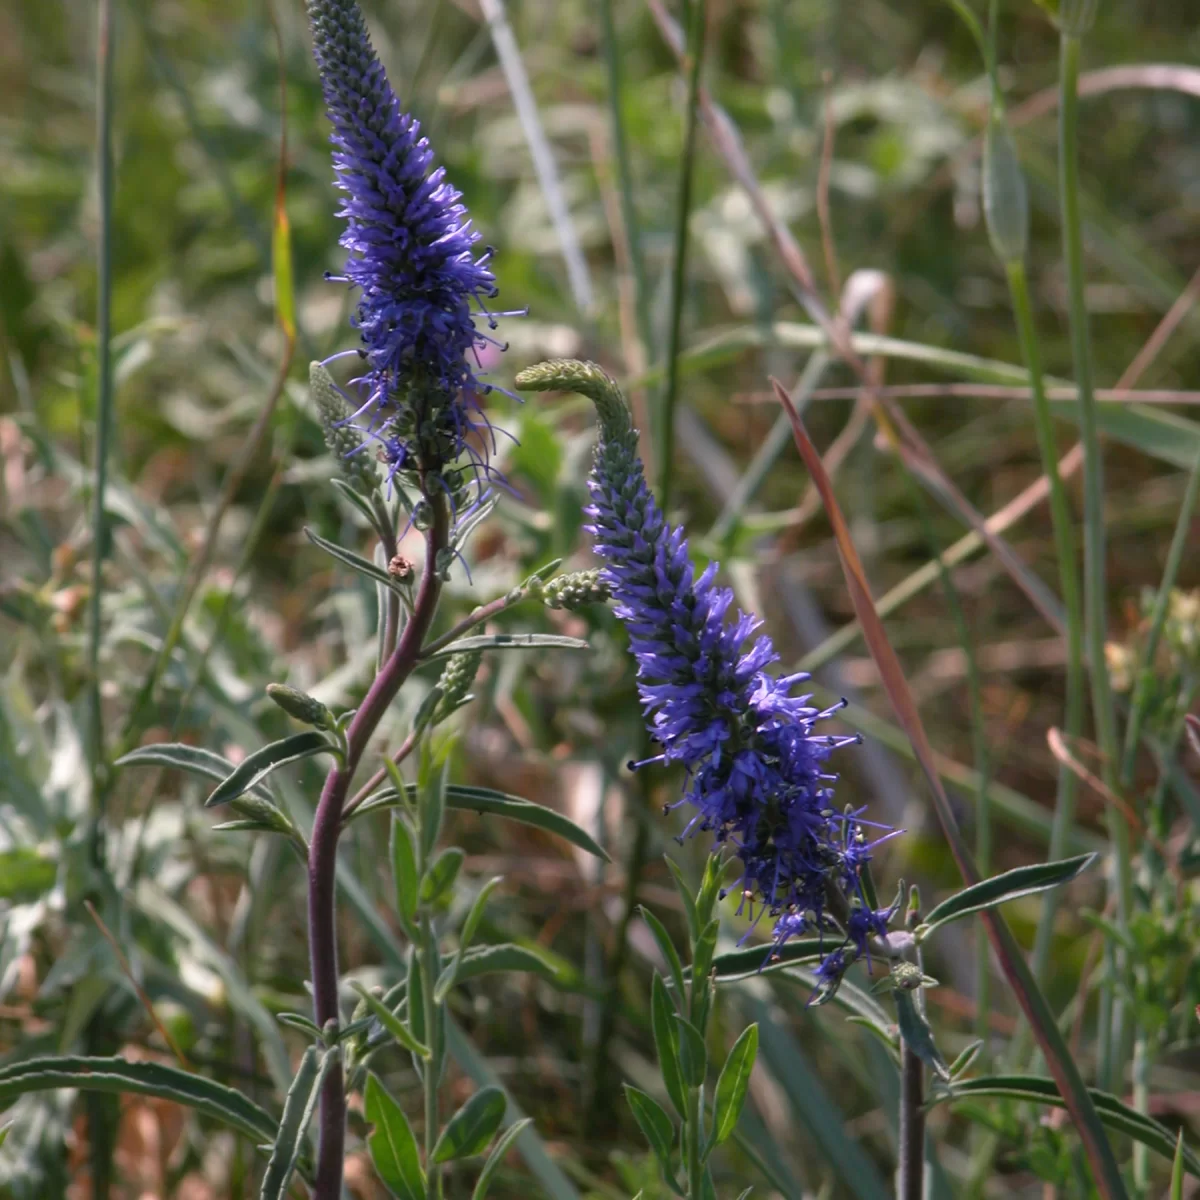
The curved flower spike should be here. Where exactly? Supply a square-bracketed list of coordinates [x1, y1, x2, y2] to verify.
[518, 359, 895, 963]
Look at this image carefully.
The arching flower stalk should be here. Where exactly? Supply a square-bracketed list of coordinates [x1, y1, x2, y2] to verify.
[517, 359, 900, 990]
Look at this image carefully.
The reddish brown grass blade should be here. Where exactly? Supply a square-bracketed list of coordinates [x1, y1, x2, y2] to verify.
[771, 377, 1128, 1200]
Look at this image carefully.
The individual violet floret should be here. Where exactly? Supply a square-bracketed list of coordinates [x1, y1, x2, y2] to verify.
[306, 0, 512, 481]
[517, 360, 899, 974]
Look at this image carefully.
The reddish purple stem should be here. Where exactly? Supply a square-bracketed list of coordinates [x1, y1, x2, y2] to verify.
[309, 493, 448, 1199]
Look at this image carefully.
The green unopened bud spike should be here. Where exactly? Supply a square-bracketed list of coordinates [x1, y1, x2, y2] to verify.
[266, 683, 334, 730]
[310, 361, 381, 493]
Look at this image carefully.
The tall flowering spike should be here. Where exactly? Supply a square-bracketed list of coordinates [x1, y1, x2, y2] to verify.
[517, 359, 897, 970]
[307, 0, 504, 480]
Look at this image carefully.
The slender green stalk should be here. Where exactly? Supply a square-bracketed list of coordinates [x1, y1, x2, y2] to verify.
[685, 1085, 703, 1200]
[1119, 443, 1200, 789]
[1006, 262, 1086, 987]
[87, 0, 116, 863]
[421, 911, 442, 1200]
[1059, 26, 1134, 1091]
[657, 0, 707, 509]
[599, 0, 651, 357]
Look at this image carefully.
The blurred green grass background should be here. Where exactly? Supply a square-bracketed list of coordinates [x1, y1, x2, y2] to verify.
[4, 0, 1200, 1196]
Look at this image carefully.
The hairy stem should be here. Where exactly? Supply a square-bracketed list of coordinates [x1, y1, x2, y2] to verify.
[310, 491, 449, 1200]
[421, 910, 442, 1200]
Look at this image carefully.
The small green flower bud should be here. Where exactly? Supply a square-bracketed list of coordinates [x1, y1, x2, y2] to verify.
[434, 650, 483, 722]
[266, 682, 333, 729]
[891, 960, 924, 991]
[310, 361, 380, 493]
[983, 108, 1029, 265]
[542, 568, 611, 611]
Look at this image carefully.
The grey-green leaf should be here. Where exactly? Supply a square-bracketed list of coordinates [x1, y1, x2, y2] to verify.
[115, 742, 271, 801]
[640, 907, 685, 999]
[0, 1055, 277, 1146]
[365, 1073, 425, 1200]
[204, 732, 338, 807]
[423, 632, 589, 661]
[624, 1085, 677, 1179]
[931, 1075, 1200, 1178]
[433, 1086, 507, 1162]
[894, 991, 950, 1082]
[674, 1015, 707, 1089]
[420, 846, 465, 906]
[651, 974, 687, 1117]
[435, 876, 504, 1004]
[710, 1024, 758, 1149]
[349, 784, 609, 861]
[350, 982, 430, 1060]
[259, 1045, 337, 1200]
[437, 943, 574, 993]
[304, 525, 405, 592]
[471, 1118, 534, 1200]
[711, 938, 826, 983]
[391, 814, 419, 934]
[917, 854, 1096, 937]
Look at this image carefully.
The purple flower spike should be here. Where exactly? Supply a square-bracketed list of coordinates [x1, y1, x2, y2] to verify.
[515, 360, 900, 978]
[307, 0, 514, 481]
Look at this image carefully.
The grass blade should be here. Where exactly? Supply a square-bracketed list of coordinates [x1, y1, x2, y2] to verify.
[772, 379, 1128, 1199]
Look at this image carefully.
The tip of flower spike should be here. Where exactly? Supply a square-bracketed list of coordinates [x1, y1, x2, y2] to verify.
[515, 359, 634, 446]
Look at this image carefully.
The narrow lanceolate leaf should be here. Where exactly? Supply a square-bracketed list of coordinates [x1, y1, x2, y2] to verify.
[651, 973, 687, 1117]
[773, 382, 1128, 1200]
[0, 1122, 11, 1150]
[115, 743, 271, 801]
[435, 877, 504, 1004]
[1172, 1130, 1187, 1199]
[639, 907, 686, 999]
[422, 632, 590, 660]
[624, 1085, 677, 1179]
[709, 1024, 758, 1150]
[350, 784, 610, 861]
[471, 1118, 534, 1200]
[420, 846, 465, 906]
[204, 732, 338, 808]
[432, 1086, 507, 1162]
[350, 983, 429, 1060]
[931, 1076, 1200, 1179]
[390, 814, 419, 935]
[365, 1073, 425, 1200]
[304, 526, 405, 592]
[917, 854, 1097, 938]
[674, 1015, 707, 1088]
[436, 943, 575, 993]
[0, 1056, 277, 1146]
[894, 992, 950, 1083]
[710, 938, 827, 983]
[259, 1045, 337, 1200]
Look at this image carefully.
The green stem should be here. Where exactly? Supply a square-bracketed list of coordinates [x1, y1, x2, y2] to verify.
[87, 0, 116, 869]
[657, 0, 707, 509]
[422, 910, 442, 1200]
[1006, 261, 1086, 989]
[599, 0, 652, 356]
[1059, 29, 1133, 1092]
[685, 1085, 703, 1200]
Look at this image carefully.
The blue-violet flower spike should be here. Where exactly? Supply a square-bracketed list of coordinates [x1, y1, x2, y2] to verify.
[516, 360, 899, 973]
[307, 0, 507, 482]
